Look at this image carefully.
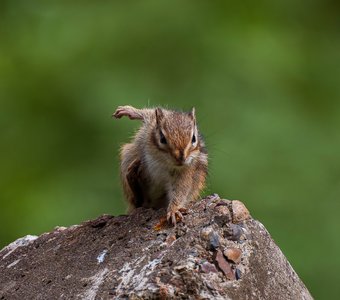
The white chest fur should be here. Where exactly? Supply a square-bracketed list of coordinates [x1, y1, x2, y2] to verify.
[143, 152, 174, 204]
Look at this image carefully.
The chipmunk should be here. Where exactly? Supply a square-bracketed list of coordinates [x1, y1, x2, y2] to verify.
[113, 105, 208, 225]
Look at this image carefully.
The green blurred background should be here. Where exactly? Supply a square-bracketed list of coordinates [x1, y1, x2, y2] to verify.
[1, 0, 339, 298]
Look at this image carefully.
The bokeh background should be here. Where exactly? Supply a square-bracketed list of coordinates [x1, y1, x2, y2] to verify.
[1, 1, 339, 298]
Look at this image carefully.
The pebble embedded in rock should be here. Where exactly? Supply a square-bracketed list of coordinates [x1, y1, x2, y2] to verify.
[214, 215, 231, 227]
[215, 199, 232, 207]
[201, 227, 213, 240]
[214, 205, 231, 217]
[188, 248, 198, 257]
[165, 234, 176, 246]
[206, 193, 220, 201]
[200, 261, 218, 273]
[54, 226, 67, 231]
[224, 224, 242, 241]
[235, 268, 242, 280]
[209, 232, 220, 250]
[159, 285, 169, 299]
[204, 193, 221, 207]
[213, 250, 235, 280]
[232, 200, 250, 223]
[223, 248, 242, 264]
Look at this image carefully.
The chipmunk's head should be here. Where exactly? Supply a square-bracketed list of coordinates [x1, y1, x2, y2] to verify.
[152, 107, 204, 167]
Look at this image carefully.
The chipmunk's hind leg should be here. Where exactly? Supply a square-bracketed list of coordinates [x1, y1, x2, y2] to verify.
[126, 159, 144, 208]
[120, 143, 144, 210]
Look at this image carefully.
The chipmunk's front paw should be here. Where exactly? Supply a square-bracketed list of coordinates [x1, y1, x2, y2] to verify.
[112, 106, 140, 120]
[167, 208, 183, 226]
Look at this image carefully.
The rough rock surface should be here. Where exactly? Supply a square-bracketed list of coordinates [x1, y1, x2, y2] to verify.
[0, 194, 313, 299]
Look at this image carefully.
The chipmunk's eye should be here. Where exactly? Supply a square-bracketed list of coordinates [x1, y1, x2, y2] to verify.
[160, 131, 167, 144]
[192, 134, 196, 144]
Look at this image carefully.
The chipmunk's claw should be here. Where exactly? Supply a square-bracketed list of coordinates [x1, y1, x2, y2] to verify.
[167, 210, 183, 226]
[112, 106, 126, 118]
[112, 106, 140, 120]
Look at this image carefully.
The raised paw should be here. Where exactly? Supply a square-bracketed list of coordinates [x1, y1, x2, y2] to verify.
[112, 106, 141, 120]
[167, 209, 183, 226]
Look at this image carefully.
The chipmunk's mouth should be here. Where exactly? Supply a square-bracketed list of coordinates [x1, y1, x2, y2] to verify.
[173, 157, 192, 167]
[171, 150, 193, 167]
[173, 161, 184, 167]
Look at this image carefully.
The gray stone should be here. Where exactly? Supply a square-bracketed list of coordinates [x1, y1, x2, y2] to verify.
[209, 232, 220, 250]
[0, 195, 313, 300]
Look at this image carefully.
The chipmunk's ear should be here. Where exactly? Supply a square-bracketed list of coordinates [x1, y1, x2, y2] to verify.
[189, 107, 196, 121]
[155, 107, 164, 125]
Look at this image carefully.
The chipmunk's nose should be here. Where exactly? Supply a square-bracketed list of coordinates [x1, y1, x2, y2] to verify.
[174, 150, 186, 165]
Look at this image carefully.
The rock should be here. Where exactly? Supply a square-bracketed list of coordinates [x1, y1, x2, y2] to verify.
[96, 249, 108, 264]
[200, 261, 218, 273]
[224, 223, 243, 241]
[213, 250, 235, 280]
[205, 193, 220, 201]
[0, 196, 313, 300]
[88, 214, 113, 228]
[214, 204, 231, 216]
[201, 226, 213, 240]
[232, 200, 251, 223]
[214, 215, 231, 227]
[224, 247, 242, 264]
[54, 226, 67, 231]
[165, 234, 176, 246]
[208, 232, 220, 250]
[235, 268, 242, 280]
[1, 235, 37, 260]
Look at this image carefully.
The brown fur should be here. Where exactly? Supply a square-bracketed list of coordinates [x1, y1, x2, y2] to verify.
[113, 105, 208, 224]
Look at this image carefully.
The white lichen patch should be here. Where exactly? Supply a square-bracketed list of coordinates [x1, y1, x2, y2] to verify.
[135, 256, 163, 291]
[116, 255, 146, 293]
[1, 235, 38, 259]
[116, 241, 166, 297]
[96, 250, 108, 264]
[80, 268, 109, 300]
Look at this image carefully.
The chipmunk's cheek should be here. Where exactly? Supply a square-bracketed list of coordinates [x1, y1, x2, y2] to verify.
[185, 153, 197, 165]
[185, 151, 199, 165]
[185, 156, 193, 165]
[165, 153, 175, 164]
